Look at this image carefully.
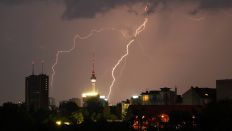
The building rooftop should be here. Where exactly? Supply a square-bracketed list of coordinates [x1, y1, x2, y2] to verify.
[191, 87, 216, 99]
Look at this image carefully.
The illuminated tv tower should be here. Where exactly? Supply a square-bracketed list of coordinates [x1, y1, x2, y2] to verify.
[82, 54, 108, 108]
[90, 54, 96, 92]
[82, 54, 98, 98]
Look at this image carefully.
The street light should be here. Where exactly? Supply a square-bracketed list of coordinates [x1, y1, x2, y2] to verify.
[56, 120, 62, 126]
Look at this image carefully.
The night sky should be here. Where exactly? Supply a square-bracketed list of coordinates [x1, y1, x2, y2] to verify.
[1, 0, 232, 105]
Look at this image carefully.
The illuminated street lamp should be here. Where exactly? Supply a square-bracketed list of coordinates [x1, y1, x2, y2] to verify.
[56, 120, 62, 126]
[64, 122, 71, 125]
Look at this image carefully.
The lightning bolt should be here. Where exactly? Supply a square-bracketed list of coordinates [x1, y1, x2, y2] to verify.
[51, 2, 149, 102]
[106, 3, 150, 101]
[107, 18, 148, 100]
[51, 28, 129, 90]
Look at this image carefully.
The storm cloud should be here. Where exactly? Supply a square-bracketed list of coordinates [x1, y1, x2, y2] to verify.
[0, 0, 232, 19]
[0, 0, 30, 5]
[61, 0, 143, 19]
[199, 0, 232, 9]
[0, 0, 49, 5]
[62, 0, 232, 19]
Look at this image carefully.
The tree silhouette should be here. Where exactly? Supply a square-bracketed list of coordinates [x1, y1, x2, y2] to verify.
[0, 102, 34, 130]
[59, 101, 80, 116]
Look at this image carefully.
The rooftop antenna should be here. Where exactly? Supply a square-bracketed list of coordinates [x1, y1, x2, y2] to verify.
[41, 60, 44, 74]
[32, 61, 35, 75]
[92, 52, 95, 74]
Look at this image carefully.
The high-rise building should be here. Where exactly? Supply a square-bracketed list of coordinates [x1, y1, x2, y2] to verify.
[25, 62, 49, 111]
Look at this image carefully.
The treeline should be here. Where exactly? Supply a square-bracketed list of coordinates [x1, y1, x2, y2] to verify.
[0, 101, 133, 131]
[0, 100, 232, 131]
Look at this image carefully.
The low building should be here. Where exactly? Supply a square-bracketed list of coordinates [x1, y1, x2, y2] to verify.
[182, 86, 216, 105]
[121, 99, 130, 119]
[139, 87, 178, 105]
[118, 87, 180, 120]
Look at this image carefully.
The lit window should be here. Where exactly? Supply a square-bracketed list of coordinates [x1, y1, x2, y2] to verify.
[143, 95, 149, 102]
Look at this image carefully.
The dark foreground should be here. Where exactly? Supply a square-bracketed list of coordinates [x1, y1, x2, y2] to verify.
[1, 100, 232, 131]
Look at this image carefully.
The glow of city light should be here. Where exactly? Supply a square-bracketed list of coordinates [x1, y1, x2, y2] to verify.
[132, 95, 139, 99]
[100, 95, 106, 99]
[82, 91, 98, 97]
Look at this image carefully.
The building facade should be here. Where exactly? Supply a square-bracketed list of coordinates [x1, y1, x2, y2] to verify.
[25, 74, 49, 110]
[182, 86, 216, 105]
[216, 79, 232, 101]
[25, 63, 49, 111]
[139, 87, 178, 105]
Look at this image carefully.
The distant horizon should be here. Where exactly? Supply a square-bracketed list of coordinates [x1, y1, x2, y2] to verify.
[2, 72, 225, 106]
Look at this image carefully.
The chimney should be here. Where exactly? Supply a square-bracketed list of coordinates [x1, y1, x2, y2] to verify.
[175, 87, 177, 95]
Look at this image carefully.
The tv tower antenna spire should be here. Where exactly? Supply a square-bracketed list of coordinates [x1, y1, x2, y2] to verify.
[90, 53, 96, 92]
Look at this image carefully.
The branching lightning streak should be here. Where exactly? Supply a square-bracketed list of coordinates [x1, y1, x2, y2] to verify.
[186, 15, 205, 21]
[107, 17, 148, 100]
[51, 28, 128, 89]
